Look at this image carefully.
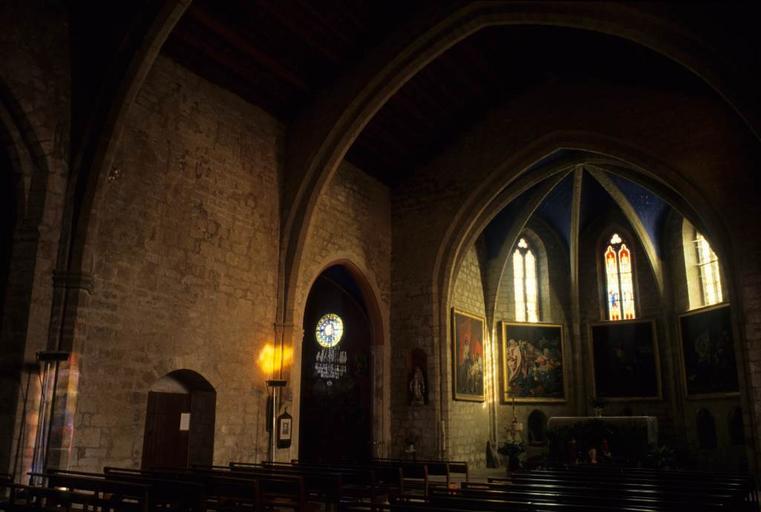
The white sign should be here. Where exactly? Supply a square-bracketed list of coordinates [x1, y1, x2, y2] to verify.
[179, 413, 191, 431]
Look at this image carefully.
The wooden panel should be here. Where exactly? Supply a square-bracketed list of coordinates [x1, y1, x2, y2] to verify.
[141, 392, 190, 469]
[188, 390, 216, 467]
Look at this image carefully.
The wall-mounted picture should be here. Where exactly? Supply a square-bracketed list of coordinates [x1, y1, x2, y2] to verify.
[590, 319, 661, 400]
[679, 304, 738, 398]
[501, 322, 566, 402]
[452, 308, 485, 402]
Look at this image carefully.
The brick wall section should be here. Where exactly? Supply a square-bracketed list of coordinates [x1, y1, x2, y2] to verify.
[0, 1, 70, 476]
[449, 244, 490, 467]
[70, 55, 283, 470]
[287, 160, 391, 459]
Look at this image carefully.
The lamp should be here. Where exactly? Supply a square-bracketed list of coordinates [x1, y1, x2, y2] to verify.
[257, 342, 291, 461]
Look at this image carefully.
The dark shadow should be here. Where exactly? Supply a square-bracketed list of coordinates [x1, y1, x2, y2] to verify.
[729, 407, 744, 446]
[527, 409, 548, 446]
[696, 408, 718, 450]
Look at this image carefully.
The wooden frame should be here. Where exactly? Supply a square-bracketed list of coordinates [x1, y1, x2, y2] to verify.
[589, 319, 661, 401]
[678, 303, 739, 399]
[500, 321, 567, 403]
[451, 308, 486, 402]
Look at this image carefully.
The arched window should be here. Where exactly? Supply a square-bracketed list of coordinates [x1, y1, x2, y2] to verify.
[694, 231, 723, 306]
[682, 220, 724, 310]
[513, 238, 539, 322]
[603, 233, 636, 321]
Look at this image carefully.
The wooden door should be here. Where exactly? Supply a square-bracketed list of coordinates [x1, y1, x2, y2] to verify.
[141, 392, 190, 469]
[188, 390, 216, 466]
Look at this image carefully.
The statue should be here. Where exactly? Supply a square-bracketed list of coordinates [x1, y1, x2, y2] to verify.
[409, 365, 427, 405]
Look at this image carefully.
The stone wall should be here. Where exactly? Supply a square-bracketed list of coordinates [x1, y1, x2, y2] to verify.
[448, 243, 490, 467]
[70, 55, 283, 470]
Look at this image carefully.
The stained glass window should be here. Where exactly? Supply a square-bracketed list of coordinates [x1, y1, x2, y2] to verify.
[604, 233, 636, 321]
[513, 238, 539, 322]
[315, 313, 344, 348]
[694, 231, 722, 306]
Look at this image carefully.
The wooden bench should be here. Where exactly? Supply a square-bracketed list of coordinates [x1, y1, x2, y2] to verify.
[189, 466, 305, 511]
[88, 468, 204, 512]
[496, 467, 756, 506]
[32, 471, 152, 512]
[482, 467, 756, 511]
[444, 484, 743, 511]
[104, 467, 260, 512]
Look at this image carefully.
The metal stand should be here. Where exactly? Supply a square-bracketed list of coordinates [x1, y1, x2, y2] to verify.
[265, 379, 286, 461]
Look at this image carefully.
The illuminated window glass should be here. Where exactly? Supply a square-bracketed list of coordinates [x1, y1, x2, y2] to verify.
[513, 238, 539, 322]
[694, 231, 722, 306]
[604, 233, 636, 321]
[315, 313, 344, 348]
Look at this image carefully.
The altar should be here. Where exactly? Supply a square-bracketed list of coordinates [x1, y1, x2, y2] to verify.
[547, 416, 658, 465]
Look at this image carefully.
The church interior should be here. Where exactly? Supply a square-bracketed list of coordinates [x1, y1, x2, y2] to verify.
[2, 1, 761, 510]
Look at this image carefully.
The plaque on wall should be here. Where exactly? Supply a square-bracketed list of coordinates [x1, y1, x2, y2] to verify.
[501, 322, 567, 403]
[452, 308, 485, 402]
[590, 319, 661, 400]
[678, 304, 739, 398]
[277, 409, 293, 449]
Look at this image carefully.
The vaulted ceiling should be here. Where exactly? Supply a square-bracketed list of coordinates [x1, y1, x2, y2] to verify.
[153, 1, 760, 187]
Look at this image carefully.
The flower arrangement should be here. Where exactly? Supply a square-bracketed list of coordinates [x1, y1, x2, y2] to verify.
[498, 439, 525, 470]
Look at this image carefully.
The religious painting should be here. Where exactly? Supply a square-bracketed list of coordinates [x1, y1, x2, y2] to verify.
[679, 304, 739, 398]
[452, 308, 485, 401]
[590, 319, 661, 400]
[501, 322, 566, 402]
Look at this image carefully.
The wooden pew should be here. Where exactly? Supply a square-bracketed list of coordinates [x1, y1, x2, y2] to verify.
[485, 467, 755, 511]
[261, 461, 383, 507]
[191, 466, 305, 512]
[446, 483, 743, 511]
[33, 470, 152, 512]
[87, 468, 204, 512]
[104, 467, 260, 512]
[495, 467, 755, 505]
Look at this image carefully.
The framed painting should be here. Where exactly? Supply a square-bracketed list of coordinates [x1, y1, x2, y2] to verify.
[590, 319, 661, 400]
[679, 304, 739, 398]
[452, 308, 485, 402]
[501, 322, 566, 403]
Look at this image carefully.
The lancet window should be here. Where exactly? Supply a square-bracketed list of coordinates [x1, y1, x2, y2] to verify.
[513, 238, 539, 322]
[604, 233, 636, 320]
